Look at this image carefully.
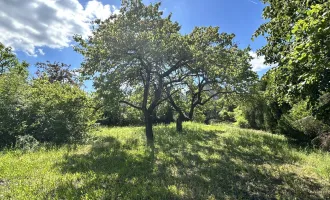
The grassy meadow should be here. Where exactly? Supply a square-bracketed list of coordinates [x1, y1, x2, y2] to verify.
[0, 122, 330, 199]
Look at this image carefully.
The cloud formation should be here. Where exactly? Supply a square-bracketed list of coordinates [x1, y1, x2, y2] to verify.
[0, 0, 118, 56]
[249, 51, 275, 72]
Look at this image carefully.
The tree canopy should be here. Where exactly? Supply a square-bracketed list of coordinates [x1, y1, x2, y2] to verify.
[254, 0, 330, 110]
[74, 0, 257, 143]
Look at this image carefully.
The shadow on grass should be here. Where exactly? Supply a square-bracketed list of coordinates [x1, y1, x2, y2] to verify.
[51, 126, 329, 199]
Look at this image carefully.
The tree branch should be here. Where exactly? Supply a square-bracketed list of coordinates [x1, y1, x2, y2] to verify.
[119, 100, 143, 110]
[156, 89, 179, 107]
[200, 91, 235, 105]
[161, 59, 191, 78]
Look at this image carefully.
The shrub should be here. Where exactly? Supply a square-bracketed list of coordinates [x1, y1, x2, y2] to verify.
[234, 107, 250, 128]
[0, 69, 29, 148]
[15, 135, 39, 152]
[24, 78, 98, 144]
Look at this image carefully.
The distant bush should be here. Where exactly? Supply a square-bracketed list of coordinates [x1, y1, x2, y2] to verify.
[236, 95, 330, 150]
[234, 107, 250, 128]
[286, 101, 330, 149]
[15, 135, 40, 152]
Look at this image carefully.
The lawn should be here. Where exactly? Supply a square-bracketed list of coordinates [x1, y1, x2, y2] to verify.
[0, 123, 329, 199]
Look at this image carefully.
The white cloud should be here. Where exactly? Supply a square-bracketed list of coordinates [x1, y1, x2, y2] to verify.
[38, 48, 45, 56]
[248, 0, 258, 5]
[0, 0, 118, 56]
[249, 51, 276, 72]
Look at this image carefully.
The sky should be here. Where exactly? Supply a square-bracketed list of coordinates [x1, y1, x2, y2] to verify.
[0, 0, 272, 90]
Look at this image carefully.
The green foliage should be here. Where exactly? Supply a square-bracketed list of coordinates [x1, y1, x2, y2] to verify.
[0, 45, 29, 148]
[1, 123, 329, 199]
[233, 107, 250, 128]
[0, 76, 98, 147]
[15, 135, 40, 152]
[255, 0, 330, 127]
[23, 78, 98, 144]
[0, 43, 98, 147]
[0, 72, 28, 147]
[0, 43, 20, 75]
[74, 0, 195, 142]
[75, 0, 258, 137]
[167, 30, 257, 127]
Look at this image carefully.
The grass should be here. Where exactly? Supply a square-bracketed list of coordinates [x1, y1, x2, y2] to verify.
[0, 122, 330, 199]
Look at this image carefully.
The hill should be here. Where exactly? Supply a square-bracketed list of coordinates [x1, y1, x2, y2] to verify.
[1, 123, 329, 199]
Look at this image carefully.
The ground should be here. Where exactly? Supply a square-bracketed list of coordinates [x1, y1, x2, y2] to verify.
[0, 123, 329, 199]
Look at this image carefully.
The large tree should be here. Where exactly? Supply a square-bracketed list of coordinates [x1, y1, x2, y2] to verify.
[254, 0, 330, 123]
[166, 27, 257, 131]
[74, 0, 192, 144]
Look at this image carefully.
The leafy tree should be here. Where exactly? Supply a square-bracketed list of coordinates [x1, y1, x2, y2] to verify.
[0, 44, 29, 147]
[35, 61, 80, 85]
[0, 42, 28, 76]
[74, 0, 192, 144]
[254, 0, 330, 124]
[166, 27, 257, 131]
[0, 43, 17, 75]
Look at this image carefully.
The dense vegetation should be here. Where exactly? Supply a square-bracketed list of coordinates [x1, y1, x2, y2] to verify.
[0, 0, 330, 199]
[0, 43, 98, 148]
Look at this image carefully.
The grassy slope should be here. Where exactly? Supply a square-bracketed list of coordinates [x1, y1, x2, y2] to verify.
[0, 123, 329, 199]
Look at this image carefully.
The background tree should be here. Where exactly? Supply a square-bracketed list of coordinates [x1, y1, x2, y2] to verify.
[166, 27, 257, 131]
[0, 43, 17, 75]
[35, 61, 80, 85]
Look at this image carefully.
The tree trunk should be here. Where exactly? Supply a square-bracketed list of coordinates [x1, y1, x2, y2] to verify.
[204, 117, 212, 125]
[145, 113, 154, 146]
[176, 116, 183, 132]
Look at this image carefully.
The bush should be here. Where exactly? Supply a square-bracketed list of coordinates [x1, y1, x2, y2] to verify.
[234, 107, 250, 128]
[15, 135, 39, 152]
[0, 76, 98, 148]
[24, 78, 98, 144]
[0, 69, 29, 148]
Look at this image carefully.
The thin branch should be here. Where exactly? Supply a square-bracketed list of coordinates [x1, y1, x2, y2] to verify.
[200, 91, 236, 105]
[156, 89, 179, 107]
[119, 100, 143, 110]
[161, 59, 191, 78]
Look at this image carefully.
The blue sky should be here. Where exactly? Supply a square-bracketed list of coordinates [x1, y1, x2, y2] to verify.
[1, 0, 270, 90]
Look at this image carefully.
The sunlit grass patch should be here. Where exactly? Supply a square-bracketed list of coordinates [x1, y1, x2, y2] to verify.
[0, 123, 329, 199]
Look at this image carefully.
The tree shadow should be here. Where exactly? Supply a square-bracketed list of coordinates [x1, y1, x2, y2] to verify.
[51, 126, 330, 199]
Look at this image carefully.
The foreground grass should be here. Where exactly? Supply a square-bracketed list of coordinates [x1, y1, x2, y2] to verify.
[0, 123, 330, 199]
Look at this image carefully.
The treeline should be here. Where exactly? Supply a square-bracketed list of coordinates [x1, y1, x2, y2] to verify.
[235, 0, 330, 150]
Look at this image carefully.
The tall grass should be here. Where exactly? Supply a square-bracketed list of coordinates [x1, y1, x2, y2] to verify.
[0, 122, 329, 199]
